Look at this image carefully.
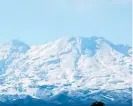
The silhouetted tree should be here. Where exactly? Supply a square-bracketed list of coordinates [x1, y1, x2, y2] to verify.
[90, 101, 105, 106]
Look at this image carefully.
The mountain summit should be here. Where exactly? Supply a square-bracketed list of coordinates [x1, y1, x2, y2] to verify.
[0, 36, 132, 105]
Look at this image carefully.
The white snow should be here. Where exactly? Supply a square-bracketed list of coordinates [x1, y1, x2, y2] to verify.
[0, 36, 132, 101]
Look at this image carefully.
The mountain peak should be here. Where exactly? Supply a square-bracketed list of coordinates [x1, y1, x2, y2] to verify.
[4, 39, 28, 47]
[0, 39, 30, 53]
[58, 36, 104, 42]
[56, 36, 131, 56]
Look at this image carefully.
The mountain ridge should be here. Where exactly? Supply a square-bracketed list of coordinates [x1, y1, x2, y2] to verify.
[0, 36, 132, 105]
[1, 36, 131, 55]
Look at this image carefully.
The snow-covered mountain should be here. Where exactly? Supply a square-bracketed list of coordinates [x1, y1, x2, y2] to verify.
[0, 36, 132, 105]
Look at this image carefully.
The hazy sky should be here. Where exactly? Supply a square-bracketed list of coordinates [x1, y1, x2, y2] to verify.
[0, 0, 132, 45]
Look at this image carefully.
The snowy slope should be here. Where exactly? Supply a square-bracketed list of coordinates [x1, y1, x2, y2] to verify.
[0, 36, 132, 104]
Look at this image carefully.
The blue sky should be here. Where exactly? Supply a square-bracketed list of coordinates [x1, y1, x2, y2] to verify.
[0, 0, 132, 45]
